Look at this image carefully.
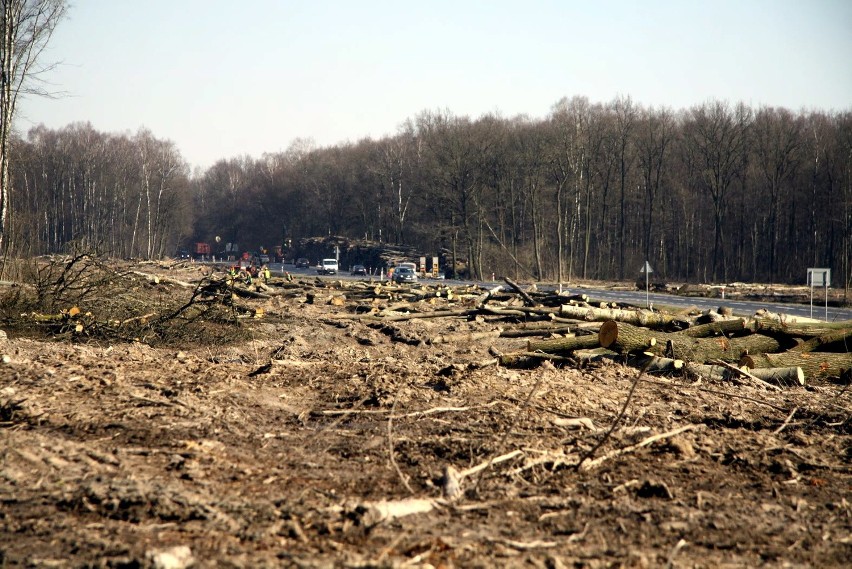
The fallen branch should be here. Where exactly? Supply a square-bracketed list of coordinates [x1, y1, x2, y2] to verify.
[356, 498, 442, 527]
[579, 424, 704, 471]
[442, 450, 525, 500]
[503, 277, 537, 307]
[130, 270, 195, 288]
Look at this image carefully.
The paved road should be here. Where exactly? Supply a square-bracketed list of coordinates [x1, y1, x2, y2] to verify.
[267, 263, 852, 322]
[568, 286, 852, 322]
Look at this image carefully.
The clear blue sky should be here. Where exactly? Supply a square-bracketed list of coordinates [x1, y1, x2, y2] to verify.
[15, 0, 852, 170]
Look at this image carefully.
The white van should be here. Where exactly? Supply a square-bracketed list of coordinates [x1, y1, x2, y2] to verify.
[317, 258, 339, 275]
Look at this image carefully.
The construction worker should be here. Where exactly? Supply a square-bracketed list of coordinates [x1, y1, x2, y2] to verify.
[262, 265, 271, 283]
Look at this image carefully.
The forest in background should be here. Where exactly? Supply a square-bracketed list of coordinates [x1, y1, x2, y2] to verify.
[6, 96, 852, 289]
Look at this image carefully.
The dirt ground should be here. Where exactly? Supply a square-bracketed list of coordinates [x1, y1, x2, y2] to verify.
[1, 262, 850, 568]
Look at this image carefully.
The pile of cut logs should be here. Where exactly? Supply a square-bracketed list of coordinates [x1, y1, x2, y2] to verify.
[314, 276, 851, 386]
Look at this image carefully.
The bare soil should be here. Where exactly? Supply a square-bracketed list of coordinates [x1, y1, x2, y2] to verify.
[1, 263, 850, 568]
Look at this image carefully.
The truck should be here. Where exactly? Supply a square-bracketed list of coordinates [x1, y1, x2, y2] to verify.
[317, 258, 339, 275]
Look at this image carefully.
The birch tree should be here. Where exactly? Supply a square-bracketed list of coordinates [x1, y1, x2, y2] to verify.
[0, 0, 66, 251]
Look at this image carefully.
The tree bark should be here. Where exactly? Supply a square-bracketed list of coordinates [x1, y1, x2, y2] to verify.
[750, 317, 852, 339]
[599, 320, 780, 363]
[503, 276, 537, 306]
[740, 352, 852, 380]
[679, 318, 747, 338]
[788, 327, 852, 353]
[527, 334, 600, 353]
[429, 330, 502, 345]
[558, 304, 679, 328]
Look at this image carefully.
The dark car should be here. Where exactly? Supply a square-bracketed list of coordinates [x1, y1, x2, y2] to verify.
[393, 267, 417, 284]
[295, 258, 310, 268]
[351, 264, 367, 276]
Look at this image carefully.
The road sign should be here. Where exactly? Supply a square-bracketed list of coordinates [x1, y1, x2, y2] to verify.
[639, 261, 653, 308]
[807, 268, 830, 287]
[807, 268, 831, 320]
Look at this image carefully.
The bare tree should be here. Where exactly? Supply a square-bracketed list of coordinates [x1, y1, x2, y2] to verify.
[611, 95, 637, 279]
[636, 106, 675, 265]
[752, 106, 801, 281]
[681, 101, 750, 282]
[0, 0, 66, 251]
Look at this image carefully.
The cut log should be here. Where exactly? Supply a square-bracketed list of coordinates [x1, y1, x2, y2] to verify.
[740, 352, 852, 381]
[682, 362, 803, 387]
[498, 352, 575, 367]
[679, 318, 747, 338]
[633, 354, 684, 374]
[753, 309, 824, 326]
[130, 270, 195, 288]
[503, 277, 537, 306]
[748, 366, 805, 386]
[499, 326, 574, 338]
[374, 308, 476, 322]
[429, 330, 502, 345]
[475, 285, 503, 308]
[787, 328, 852, 352]
[684, 362, 727, 381]
[573, 347, 619, 364]
[750, 317, 852, 339]
[599, 320, 780, 363]
[527, 334, 600, 353]
[559, 304, 678, 329]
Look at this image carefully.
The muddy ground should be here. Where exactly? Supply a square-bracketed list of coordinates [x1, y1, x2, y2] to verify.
[1, 261, 850, 568]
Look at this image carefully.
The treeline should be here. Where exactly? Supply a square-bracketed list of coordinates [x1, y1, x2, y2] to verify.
[8, 96, 852, 288]
[9, 123, 192, 259]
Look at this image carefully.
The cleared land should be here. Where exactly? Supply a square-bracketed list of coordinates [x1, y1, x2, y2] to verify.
[1, 259, 850, 568]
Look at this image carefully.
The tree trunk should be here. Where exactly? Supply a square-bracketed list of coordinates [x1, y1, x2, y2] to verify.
[751, 317, 852, 339]
[599, 320, 780, 363]
[788, 328, 852, 353]
[679, 318, 747, 338]
[740, 351, 851, 381]
[527, 334, 600, 353]
[559, 304, 679, 328]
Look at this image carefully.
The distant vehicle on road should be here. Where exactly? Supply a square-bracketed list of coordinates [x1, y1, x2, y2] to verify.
[351, 264, 367, 276]
[295, 258, 310, 268]
[393, 267, 417, 284]
[317, 258, 339, 275]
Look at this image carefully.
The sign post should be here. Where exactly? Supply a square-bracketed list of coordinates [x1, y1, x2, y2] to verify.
[807, 268, 831, 321]
[639, 261, 653, 309]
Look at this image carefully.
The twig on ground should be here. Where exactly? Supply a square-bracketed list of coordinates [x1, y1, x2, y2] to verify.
[388, 393, 415, 495]
[578, 424, 703, 471]
[574, 357, 654, 471]
[772, 406, 799, 435]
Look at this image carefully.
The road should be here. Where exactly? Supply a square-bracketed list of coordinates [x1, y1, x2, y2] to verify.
[568, 286, 852, 322]
[267, 263, 852, 322]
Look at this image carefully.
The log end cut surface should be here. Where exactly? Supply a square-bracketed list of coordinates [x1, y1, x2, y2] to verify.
[599, 320, 619, 348]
